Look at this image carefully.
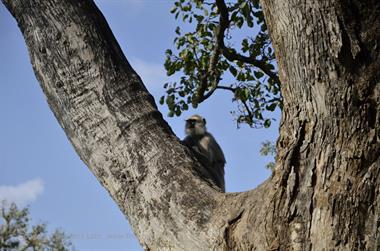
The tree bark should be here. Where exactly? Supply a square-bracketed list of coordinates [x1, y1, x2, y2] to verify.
[259, 0, 380, 250]
[2, 0, 379, 250]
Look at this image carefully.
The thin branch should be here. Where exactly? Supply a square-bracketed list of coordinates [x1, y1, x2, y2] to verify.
[199, 84, 236, 102]
[196, 0, 230, 102]
[215, 0, 280, 85]
[208, 0, 229, 76]
[216, 85, 236, 92]
[222, 48, 281, 85]
[198, 82, 217, 101]
[241, 99, 254, 121]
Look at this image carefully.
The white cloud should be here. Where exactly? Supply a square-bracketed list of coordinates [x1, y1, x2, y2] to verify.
[0, 178, 44, 207]
[130, 57, 168, 94]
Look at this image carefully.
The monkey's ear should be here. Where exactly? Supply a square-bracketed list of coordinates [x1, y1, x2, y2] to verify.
[203, 118, 207, 125]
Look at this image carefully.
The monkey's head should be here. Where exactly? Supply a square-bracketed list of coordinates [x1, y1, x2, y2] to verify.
[185, 114, 207, 136]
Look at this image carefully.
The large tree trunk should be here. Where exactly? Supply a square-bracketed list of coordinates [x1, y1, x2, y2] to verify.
[2, 0, 379, 250]
[259, 1, 380, 250]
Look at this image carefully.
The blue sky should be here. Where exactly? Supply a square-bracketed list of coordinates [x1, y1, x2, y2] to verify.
[0, 1, 279, 250]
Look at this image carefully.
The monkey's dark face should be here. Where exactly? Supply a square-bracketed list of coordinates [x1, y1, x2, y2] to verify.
[185, 117, 206, 136]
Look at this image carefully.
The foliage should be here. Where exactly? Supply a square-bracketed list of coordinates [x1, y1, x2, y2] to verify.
[260, 140, 276, 171]
[0, 201, 73, 251]
[162, 0, 282, 127]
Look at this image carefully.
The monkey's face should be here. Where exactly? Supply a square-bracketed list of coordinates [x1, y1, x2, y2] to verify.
[185, 116, 206, 136]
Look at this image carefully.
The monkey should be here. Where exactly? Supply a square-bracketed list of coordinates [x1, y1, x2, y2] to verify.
[182, 114, 226, 192]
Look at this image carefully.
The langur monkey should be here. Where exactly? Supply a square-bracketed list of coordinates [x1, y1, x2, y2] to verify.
[182, 114, 226, 192]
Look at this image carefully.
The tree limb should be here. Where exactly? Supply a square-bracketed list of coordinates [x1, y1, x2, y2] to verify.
[216, 85, 236, 92]
[0, 0, 235, 249]
[195, 0, 230, 102]
[197, 0, 280, 104]
[222, 48, 280, 85]
[217, 0, 279, 85]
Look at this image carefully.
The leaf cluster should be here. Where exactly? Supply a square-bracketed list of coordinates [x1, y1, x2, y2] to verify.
[259, 140, 276, 171]
[162, 0, 282, 127]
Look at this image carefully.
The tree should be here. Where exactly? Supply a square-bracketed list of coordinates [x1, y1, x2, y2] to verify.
[0, 201, 72, 251]
[2, 0, 379, 250]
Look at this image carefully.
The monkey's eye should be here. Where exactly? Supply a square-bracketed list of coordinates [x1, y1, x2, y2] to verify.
[186, 119, 197, 126]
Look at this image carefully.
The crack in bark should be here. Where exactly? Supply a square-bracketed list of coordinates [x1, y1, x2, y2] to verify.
[224, 209, 245, 250]
[280, 120, 307, 190]
[337, 18, 356, 70]
[307, 157, 318, 242]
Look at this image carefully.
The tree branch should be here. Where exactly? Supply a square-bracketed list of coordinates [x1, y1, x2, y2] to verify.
[222, 48, 281, 85]
[216, 1, 280, 85]
[195, 0, 230, 102]
[0, 0, 226, 249]
[197, 0, 280, 104]
[216, 85, 236, 92]
[208, 0, 230, 76]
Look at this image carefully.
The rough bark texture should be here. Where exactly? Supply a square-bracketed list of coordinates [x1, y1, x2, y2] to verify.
[2, 0, 379, 250]
[259, 0, 380, 250]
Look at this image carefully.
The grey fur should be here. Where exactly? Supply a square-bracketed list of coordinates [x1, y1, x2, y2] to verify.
[182, 115, 226, 192]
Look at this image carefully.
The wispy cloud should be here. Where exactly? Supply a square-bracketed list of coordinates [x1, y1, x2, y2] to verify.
[0, 178, 44, 207]
[130, 57, 168, 94]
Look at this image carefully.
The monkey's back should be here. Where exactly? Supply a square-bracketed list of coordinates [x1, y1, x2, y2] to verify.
[182, 133, 226, 192]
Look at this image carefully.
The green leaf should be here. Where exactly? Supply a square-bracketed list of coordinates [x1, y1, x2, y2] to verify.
[243, 88, 250, 101]
[247, 17, 254, 27]
[229, 66, 238, 76]
[236, 17, 244, 28]
[254, 71, 264, 78]
[266, 162, 275, 171]
[237, 72, 245, 81]
[267, 63, 275, 70]
[266, 103, 277, 111]
[242, 39, 249, 50]
[195, 15, 204, 22]
[240, 2, 247, 9]
[246, 73, 255, 81]
[241, 2, 250, 19]
[252, 0, 260, 8]
[179, 91, 185, 97]
[175, 26, 181, 35]
[264, 119, 271, 128]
